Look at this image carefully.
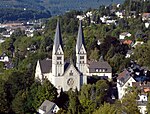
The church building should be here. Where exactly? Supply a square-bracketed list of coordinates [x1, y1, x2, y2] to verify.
[35, 20, 112, 91]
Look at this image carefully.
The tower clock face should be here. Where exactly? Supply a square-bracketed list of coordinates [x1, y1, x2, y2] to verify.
[67, 78, 74, 86]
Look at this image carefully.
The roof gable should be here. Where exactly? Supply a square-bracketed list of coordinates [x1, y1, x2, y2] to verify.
[55, 45, 64, 55]
[89, 60, 112, 73]
[63, 63, 80, 76]
[39, 59, 52, 73]
[117, 70, 136, 86]
[39, 100, 56, 113]
[79, 44, 86, 54]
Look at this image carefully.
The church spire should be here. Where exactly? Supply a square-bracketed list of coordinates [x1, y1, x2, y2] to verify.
[52, 19, 64, 77]
[76, 20, 85, 53]
[53, 20, 63, 54]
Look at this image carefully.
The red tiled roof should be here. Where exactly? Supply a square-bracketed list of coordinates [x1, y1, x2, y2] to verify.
[117, 69, 129, 80]
[144, 88, 150, 92]
[142, 13, 150, 17]
[132, 82, 150, 87]
[123, 40, 132, 45]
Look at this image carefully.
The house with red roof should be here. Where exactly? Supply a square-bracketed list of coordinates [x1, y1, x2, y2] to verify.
[142, 13, 150, 21]
[117, 69, 136, 99]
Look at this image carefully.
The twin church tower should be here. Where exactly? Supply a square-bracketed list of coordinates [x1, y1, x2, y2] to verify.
[35, 20, 88, 91]
[52, 20, 87, 77]
[35, 20, 112, 91]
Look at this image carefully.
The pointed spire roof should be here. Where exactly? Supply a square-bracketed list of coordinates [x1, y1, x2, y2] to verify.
[53, 20, 63, 53]
[76, 20, 85, 53]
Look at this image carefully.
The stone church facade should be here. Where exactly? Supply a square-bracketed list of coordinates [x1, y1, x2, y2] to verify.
[35, 20, 112, 91]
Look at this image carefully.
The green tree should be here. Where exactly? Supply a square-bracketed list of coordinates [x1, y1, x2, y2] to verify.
[121, 91, 140, 114]
[0, 80, 9, 113]
[79, 80, 109, 114]
[95, 80, 109, 107]
[109, 53, 126, 73]
[93, 103, 120, 114]
[79, 84, 95, 114]
[133, 41, 150, 69]
[33, 79, 58, 109]
[89, 48, 99, 60]
[4, 70, 33, 107]
[105, 44, 115, 60]
[12, 90, 29, 114]
[67, 89, 82, 114]
[26, 81, 41, 113]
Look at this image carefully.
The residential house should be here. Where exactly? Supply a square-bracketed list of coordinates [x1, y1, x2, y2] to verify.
[86, 11, 92, 17]
[27, 45, 37, 53]
[115, 11, 125, 18]
[1, 31, 12, 38]
[0, 38, 5, 43]
[119, 32, 131, 40]
[132, 41, 144, 48]
[117, 69, 136, 99]
[77, 15, 86, 21]
[122, 40, 133, 46]
[38, 100, 60, 114]
[125, 50, 133, 58]
[88, 59, 112, 80]
[132, 82, 150, 114]
[142, 13, 150, 21]
[137, 94, 148, 114]
[117, 61, 150, 100]
[0, 53, 9, 62]
[0, 52, 14, 69]
[130, 11, 136, 18]
[100, 16, 111, 23]
[106, 19, 117, 25]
